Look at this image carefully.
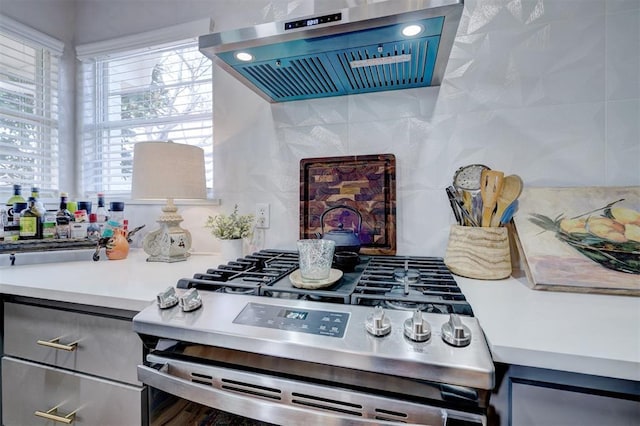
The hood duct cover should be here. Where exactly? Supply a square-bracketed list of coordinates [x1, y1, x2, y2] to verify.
[200, 0, 463, 103]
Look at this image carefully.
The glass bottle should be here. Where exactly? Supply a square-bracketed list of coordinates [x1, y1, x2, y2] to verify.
[6, 184, 26, 224]
[19, 197, 43, 239]
[30, 187, 46, 217]
[42, 210, 57, 239]
[109, 201, 125, 226]
[55, 192, 73, 239]
[87, 213, 101, 240]
[6, 202, 26, 242]
[3, 224, 20, 242]
[96, 192, 109, 223]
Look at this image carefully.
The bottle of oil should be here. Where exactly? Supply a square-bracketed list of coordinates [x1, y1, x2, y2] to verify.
[55, 192, 73, 239]
[19, 197, 43, 239]
[5, 184, 25, 224]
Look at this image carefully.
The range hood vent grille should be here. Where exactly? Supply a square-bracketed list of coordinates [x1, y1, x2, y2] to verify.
[200, 0, 463, 102]
[242, 57, 340, 100]
[233, 36, 439, 102]
[336, 40, 436, 91]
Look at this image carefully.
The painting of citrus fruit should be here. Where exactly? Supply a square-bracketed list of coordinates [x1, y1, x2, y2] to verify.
[512, 186, 639, 296]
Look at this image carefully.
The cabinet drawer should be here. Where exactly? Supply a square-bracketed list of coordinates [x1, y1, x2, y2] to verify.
[3, 302, 142, 385]
[2, 356, 144, 426]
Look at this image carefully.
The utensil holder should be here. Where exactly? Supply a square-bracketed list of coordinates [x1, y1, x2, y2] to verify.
[444, 225, 511, 280]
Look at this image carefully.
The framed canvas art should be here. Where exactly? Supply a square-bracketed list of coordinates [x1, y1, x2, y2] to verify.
[512, 186, 639, 296]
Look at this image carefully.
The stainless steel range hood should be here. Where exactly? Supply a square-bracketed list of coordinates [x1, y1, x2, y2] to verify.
[199, 0, 464, 103]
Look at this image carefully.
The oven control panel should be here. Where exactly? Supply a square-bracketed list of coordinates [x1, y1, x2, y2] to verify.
[233, 302, 349, 338]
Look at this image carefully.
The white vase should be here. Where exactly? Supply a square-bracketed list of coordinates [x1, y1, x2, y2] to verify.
[219, 238, 244, 260]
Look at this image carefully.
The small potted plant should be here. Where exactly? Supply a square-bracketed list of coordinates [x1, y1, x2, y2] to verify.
[205, 205, 254, 259]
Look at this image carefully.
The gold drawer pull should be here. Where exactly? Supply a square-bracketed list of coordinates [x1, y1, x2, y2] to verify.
[36, 337, 78, 351]
[34, 405, 77, 424]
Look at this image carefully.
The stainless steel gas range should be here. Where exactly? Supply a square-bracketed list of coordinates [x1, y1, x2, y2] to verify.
[133, 250, 495, 425]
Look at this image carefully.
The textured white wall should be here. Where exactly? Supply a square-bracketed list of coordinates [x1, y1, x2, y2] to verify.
[4, 0, 639, 256]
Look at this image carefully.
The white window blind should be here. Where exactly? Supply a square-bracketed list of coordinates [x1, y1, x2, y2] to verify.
[0, 16, 62, 197]
[79, 37, 213, 196]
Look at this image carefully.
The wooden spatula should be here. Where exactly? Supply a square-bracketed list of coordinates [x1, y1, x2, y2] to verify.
[480, 169, 504, 227]
[491, 174, 523, 227]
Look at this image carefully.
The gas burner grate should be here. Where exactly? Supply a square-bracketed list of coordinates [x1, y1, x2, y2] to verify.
[176, 250, 299, 292]
[351, 256, 474, 316]
[175, 251, 473, 316]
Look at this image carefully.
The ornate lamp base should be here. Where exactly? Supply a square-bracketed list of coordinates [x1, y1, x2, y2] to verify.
[143, 199, 192, 263]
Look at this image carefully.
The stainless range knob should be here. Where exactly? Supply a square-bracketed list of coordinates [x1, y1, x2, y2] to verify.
[156, 286, 179, 309]
[366, 306, 391, 337]
[441, 314, 471, 347]
[179, 288, 202, 312]
[404, 310, 431, 342]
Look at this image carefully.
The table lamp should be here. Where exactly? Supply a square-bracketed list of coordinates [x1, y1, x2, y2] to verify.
[131, 141, 206, 262]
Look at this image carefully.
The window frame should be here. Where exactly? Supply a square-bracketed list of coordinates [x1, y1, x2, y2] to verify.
[76, 19, 214, 200]
[0, 15, 64, 200]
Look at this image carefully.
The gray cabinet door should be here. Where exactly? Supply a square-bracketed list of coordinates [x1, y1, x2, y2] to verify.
[2, 357, 144, 426]
[4, 302, 142, 385]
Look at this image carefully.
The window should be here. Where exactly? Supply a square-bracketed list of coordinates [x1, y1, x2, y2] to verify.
[0, 16, 63, 197]
[77, 20, 213, 196]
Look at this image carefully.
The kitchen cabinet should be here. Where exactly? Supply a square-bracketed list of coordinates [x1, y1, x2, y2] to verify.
[3, 358, 144, 425]
[1, 298, 146, 425]
[490, 363, 640, 426]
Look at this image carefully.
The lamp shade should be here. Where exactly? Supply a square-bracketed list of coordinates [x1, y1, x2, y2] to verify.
[131, 141, 206, 200]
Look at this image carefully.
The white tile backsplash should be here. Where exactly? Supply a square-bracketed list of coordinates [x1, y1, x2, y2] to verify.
[606, 98, 640, 184]
[272, 96, 349, 127]
[608, 0, 640, 13]
[606, 7, 640, 100]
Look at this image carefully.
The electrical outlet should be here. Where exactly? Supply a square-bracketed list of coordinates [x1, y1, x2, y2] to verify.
[255, 203, 270, 229]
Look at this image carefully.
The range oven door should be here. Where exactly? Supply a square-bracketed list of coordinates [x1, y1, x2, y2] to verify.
[139, 354, 487, 426]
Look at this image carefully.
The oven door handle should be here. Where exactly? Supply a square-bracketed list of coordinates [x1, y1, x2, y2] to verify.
[138, 361, 461, 426]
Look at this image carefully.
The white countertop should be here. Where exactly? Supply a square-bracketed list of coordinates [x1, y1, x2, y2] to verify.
[0, 250, 225, 312]
[456, 272, 640, 382]
[1, 249, 638, 382]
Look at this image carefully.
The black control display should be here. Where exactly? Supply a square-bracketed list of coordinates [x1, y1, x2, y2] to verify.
[234, 303, 349, 338]
[282, 309, 308, 320]
[284, 13, 342, 30]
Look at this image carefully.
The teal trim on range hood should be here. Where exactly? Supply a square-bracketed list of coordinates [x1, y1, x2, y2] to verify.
[200, 0, 463, 103]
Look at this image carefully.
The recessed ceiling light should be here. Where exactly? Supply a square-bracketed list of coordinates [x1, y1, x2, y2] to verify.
[235, 52, 253, 62]
[402, 24, 423, 37]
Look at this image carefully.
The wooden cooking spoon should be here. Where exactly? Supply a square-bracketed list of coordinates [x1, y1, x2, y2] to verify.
[480, 169, 504, 227]
[491, 174, 524, 227]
